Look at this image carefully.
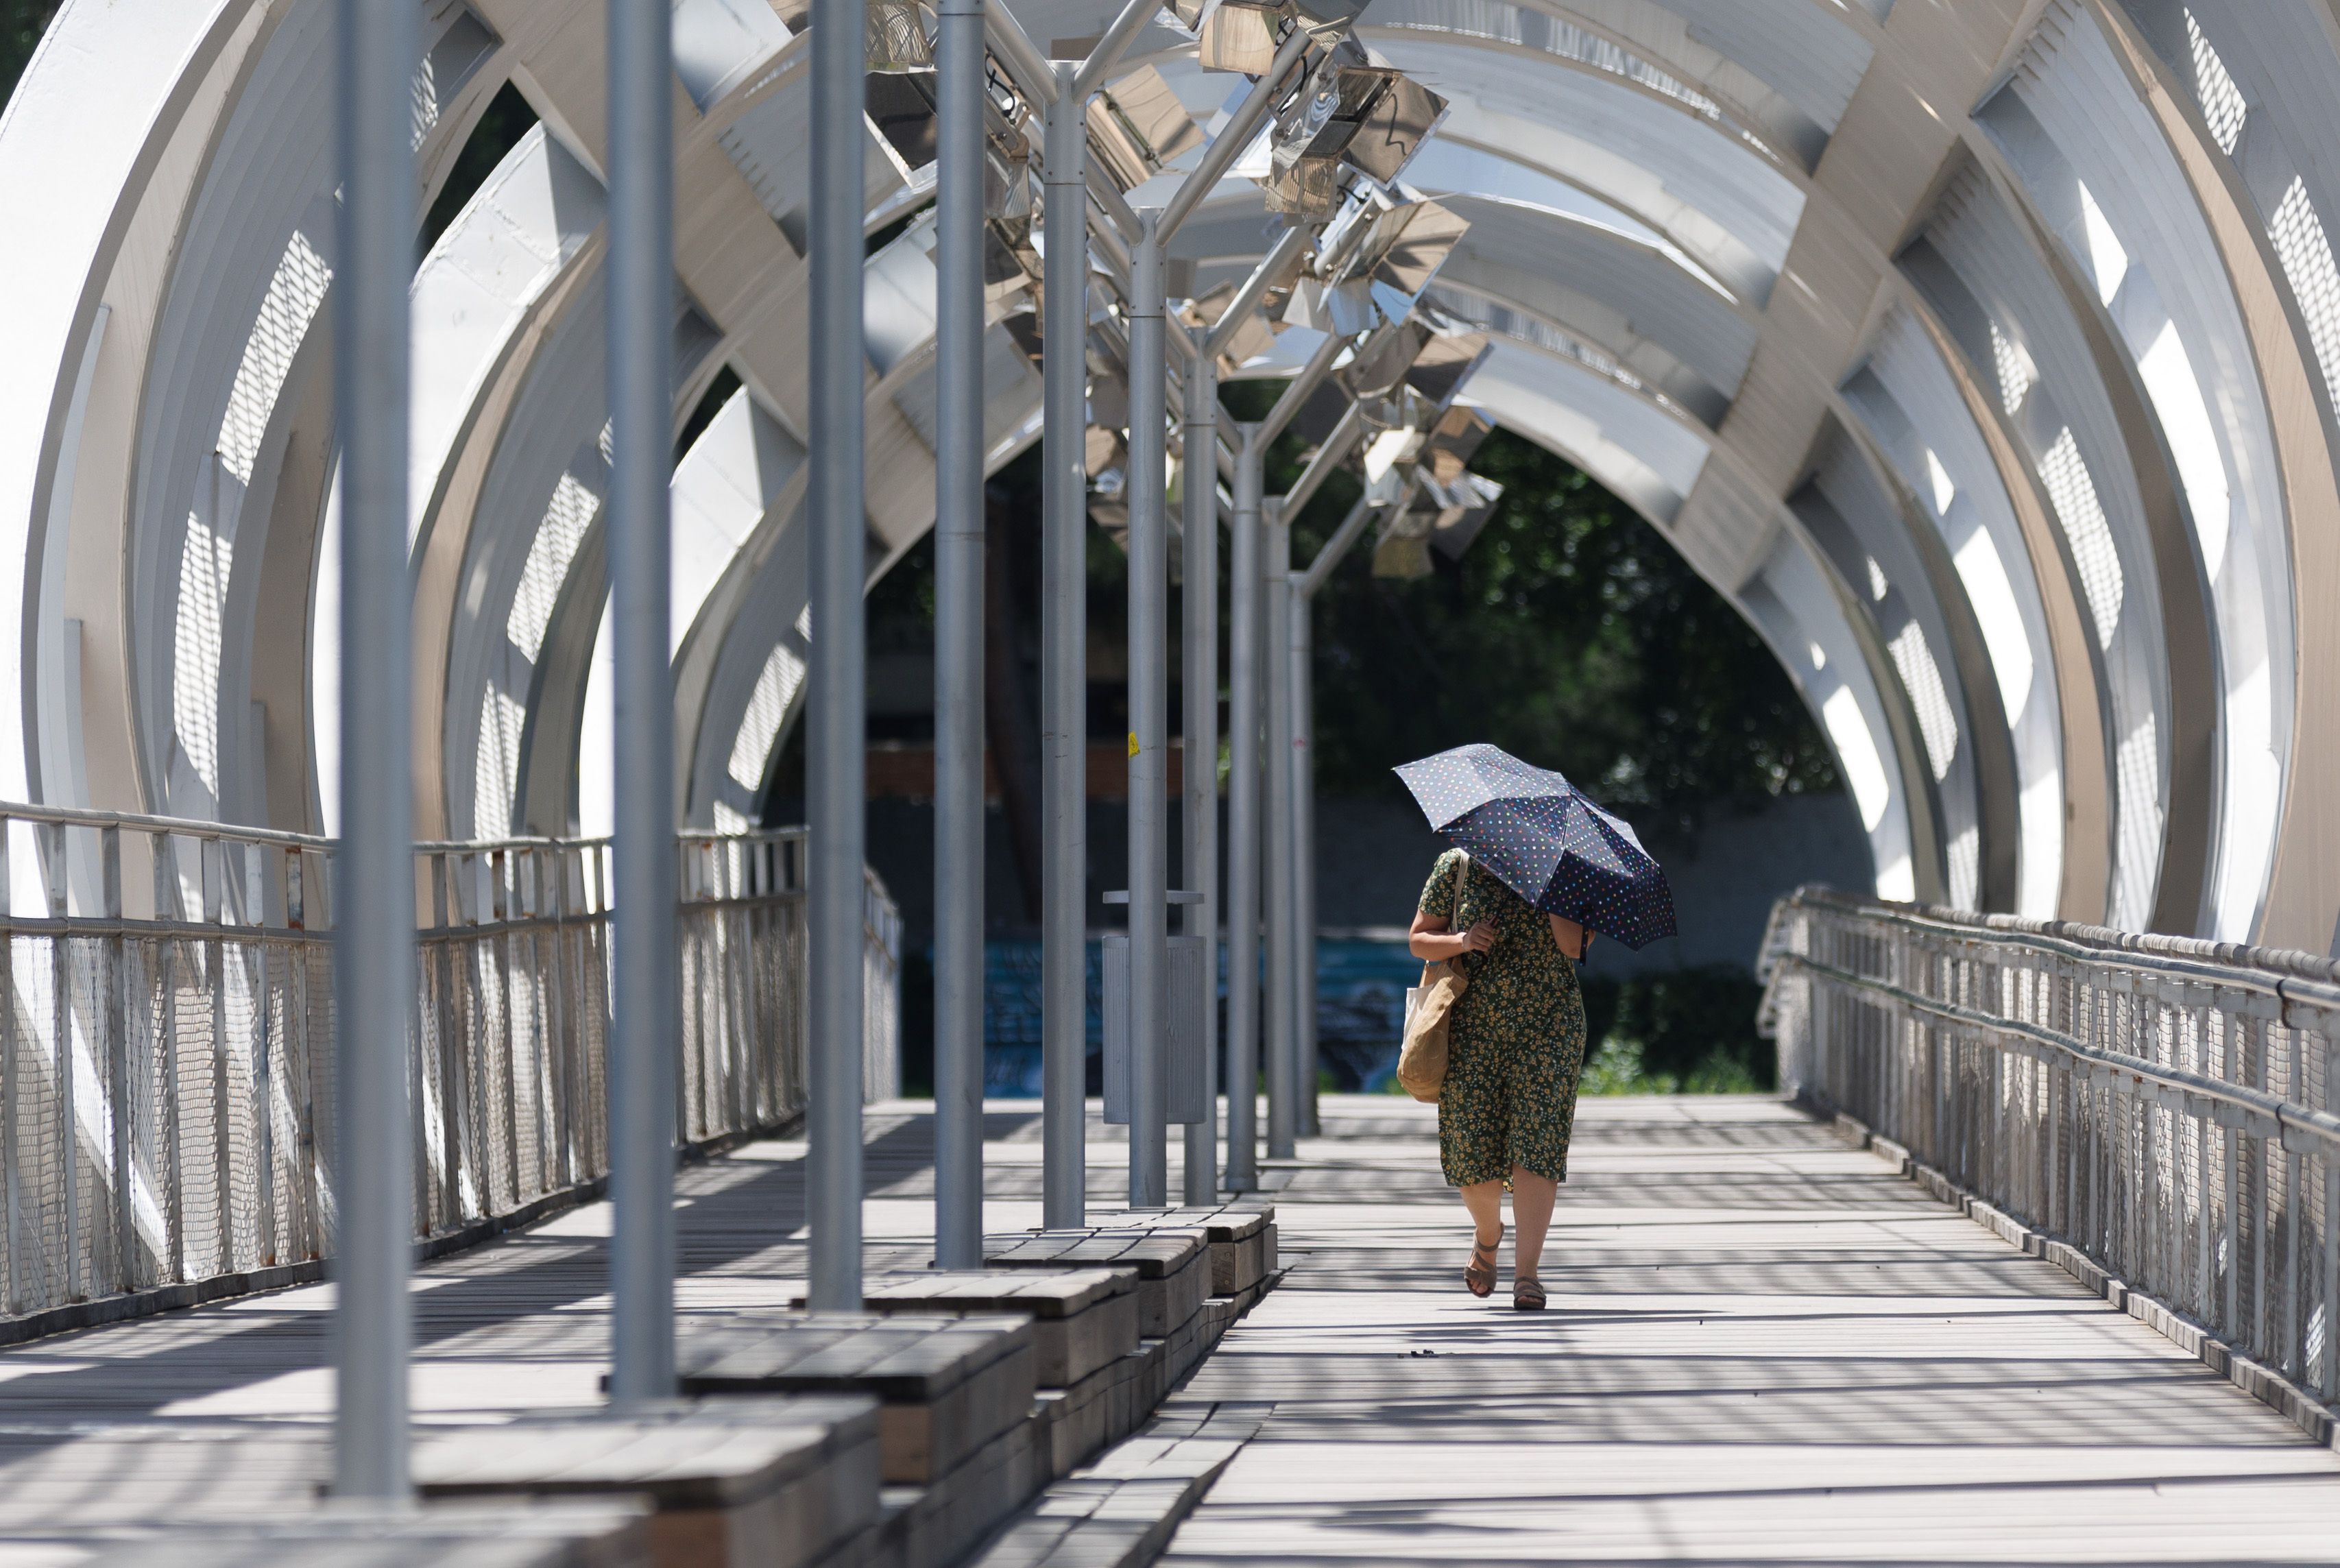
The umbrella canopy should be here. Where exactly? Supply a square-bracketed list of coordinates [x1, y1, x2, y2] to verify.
[1395, 743, 1678, 950]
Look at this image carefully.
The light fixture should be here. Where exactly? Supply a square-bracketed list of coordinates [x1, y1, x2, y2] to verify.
[1285, 0, 1371, 40]
[1262, 48, 1369, 217]
[982, 76, 1042, 301]
[984, 217, 1042, 302]
[1423, 470, 1504, 559]
[1344, 318, 1430, 397]
[1089, 426, 1131, 544]
[1088, 367, 1129, 435]
[1087, 67, 1206, 190]
[1194, 0, 1373, 71]
[1286, 274, 1373, 335]
[865, 73, 938, 169]
[1401, 330, 1489, 410]
[1370, 468, 1502, 577]
[866, 0, 935, 72]
[1346, 199, 1469, 322]
[861, 0, 945, 171]
[1370, 508, 1434, 578]
[1181, 281, 1281, 374]
[1338, 72, 1445, 184]
[1258, 46, 1447, 217]
[1196, 0, 1283, 73]
[1362, 425, 1419, 484]
[1002, 308, 1045, 369]
[1415, 402, 1491, 484]
[984, 69, 1035, 216]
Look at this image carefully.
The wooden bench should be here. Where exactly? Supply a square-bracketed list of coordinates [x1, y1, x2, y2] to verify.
[675, 1316, 1033, 1488]
[787, 1270, 1137, 1389]
[1083, 1204, 1278, 1297]
[86, 1500, 652, 1568]
[414, 1397, 879, 1568]
[980, 1232, 1209, 1340]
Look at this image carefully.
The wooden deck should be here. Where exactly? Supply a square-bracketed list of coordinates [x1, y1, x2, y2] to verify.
[1, 1093, 2338, 1563]
[0, 1102, 1136, 1562]
[1166, 1094, 2340, 1564]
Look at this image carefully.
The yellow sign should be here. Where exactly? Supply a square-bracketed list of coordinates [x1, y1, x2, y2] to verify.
[1127, 731, 1140, 758]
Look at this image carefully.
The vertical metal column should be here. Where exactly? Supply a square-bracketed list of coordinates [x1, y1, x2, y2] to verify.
[1040, 64, 1089, 1229]
[806, 0, 869, 1312]
[1181, 357, 1220, 1205]
[605, 0, 684, 1388]
[1285, 487, 1377, 1133]
[1222, 431, 1263, 1192]
[331, 0, 418, 1498]
[608, 0, 680, 1392]
[1125, 216, 1169, 1209]
[1264, 502, 1296, 1159]
[930, 0, 986, 1269]
[1290, 587, 1318, 1136]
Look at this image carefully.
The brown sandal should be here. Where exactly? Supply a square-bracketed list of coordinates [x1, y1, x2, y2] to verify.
[1512, 1277, 1547, 1312]
[1464, 1231, 1502, 1297]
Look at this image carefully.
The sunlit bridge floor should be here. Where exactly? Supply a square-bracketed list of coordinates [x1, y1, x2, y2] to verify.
[1163, 1094, 2340, 1565]
[0, 1094, 2332, 1563]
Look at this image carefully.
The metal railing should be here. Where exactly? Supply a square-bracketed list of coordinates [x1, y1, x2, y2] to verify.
[0, 805, 898, 1323]
[1761, 885, 2340, 1405]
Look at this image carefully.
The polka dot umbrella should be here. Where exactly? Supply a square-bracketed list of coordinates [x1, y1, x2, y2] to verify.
[1394, 743, 1678, 950]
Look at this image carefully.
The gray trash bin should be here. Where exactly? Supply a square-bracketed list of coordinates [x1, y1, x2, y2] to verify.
[1101, 932, 1207, 1125]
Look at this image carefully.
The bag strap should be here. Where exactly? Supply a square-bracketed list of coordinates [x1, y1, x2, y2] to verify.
[1449, 849, 1469, 916]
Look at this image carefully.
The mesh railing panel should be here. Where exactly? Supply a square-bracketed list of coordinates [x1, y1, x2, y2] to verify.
[0, 812, 898, 1328]
[1762, 886, 2340, 1406]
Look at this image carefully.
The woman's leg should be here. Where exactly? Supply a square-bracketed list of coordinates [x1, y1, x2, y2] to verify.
[1460, 1179, 1505, 1249]
[1509, 1166, 1557, 1281]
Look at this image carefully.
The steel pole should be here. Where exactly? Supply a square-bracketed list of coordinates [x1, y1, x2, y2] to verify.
[1290, 577, 1318, 1135]
[609, 0, 680, 1399]
[1181, 357, 1220, 1205]
[1264, 502, 1296, 1159]
[1040, 64, 1089, 1229]
[931, 0, 986, 1268]
[806, 0, 868, 1313]
[1124, 215, 1168, 1209]
[331, 0, 416, 1498]
[1222, 431, 1263, 1191]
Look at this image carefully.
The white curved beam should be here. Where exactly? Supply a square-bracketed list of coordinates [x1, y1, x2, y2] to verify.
[10, 0, 2340, 956]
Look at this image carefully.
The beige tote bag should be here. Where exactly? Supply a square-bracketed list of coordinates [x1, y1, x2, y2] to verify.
[1395, 852, 1471, 1102]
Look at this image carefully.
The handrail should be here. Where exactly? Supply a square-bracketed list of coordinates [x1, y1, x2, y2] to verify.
[1761, 883, 2340, 1410]
[1770, 884, 2340, 993]
[0, 806, 902, 1325]
[1770, 948, 2340, 1155]
[0, 797, 822, 856]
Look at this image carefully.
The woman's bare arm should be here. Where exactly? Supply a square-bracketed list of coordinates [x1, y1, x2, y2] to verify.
[1410, 909, 1495, 962]
[1547, 912, 1591, 961]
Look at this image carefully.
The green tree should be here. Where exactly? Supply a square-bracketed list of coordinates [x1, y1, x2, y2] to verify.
[1292, 429, 1837, 830]
[3, 1, 60, 111]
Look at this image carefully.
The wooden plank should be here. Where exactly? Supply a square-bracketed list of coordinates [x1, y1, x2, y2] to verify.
[784, 1270, 1143, 1390]
[7, 1090, 2340, 1563]
[1157, 1095, 2340, 1563]
[78, 1501, 652, 1567]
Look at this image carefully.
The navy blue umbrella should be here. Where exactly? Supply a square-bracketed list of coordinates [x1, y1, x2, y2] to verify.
[1395, 743, 1678, 950]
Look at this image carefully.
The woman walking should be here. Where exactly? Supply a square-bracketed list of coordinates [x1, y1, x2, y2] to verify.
[1408, 846, 1591, 1311]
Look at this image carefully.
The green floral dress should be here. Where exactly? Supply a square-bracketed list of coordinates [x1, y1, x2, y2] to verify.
[1418, 848, 1587, 1187]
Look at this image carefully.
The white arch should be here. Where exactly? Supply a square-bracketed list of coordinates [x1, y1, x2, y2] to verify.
[11, 0, 2340, 952]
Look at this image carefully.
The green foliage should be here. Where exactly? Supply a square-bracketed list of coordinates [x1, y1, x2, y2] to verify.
[3, 1, 60, 110]
[1578, 966, 1775, 1095]
[1280, 423, 1838, 830]
[420, 82, 540, 250]
[1579, 1035, 1767, 1096]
